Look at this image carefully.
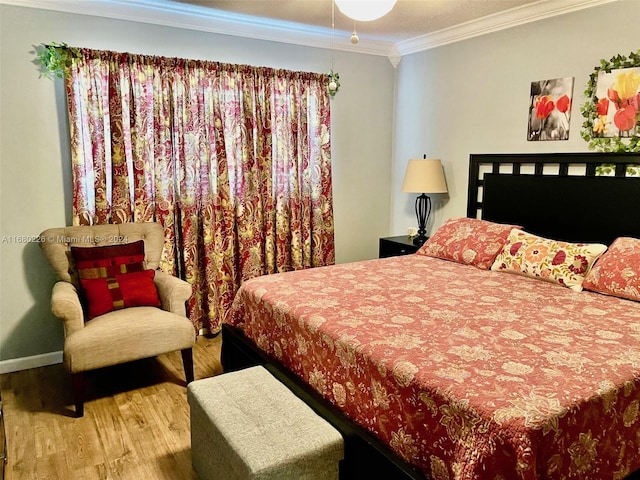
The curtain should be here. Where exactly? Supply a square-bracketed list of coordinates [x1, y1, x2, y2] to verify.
[64, 48, 335, 334]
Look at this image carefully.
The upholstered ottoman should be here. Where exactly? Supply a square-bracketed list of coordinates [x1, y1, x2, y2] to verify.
[188, 366, 344, 480]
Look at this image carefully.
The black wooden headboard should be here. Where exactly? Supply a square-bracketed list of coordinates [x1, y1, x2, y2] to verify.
[467, 153, 640, 245]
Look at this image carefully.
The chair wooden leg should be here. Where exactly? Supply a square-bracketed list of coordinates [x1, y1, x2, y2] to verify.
[181, 348, 194, 384]
[71, 372, 85, 417]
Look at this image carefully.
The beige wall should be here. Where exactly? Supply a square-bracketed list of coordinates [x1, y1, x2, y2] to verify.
[391, 1, 640, 235]
[0, 5, 395, 366]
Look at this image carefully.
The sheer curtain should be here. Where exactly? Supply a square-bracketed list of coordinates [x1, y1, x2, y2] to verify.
[64, 49, 335, 334]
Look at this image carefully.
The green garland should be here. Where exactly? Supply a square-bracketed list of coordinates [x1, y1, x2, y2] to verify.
[580, 49, 640, 152]
[327, 70, 340, 98]
[595, 164, 640, 177]
[35, 42, 80, 79]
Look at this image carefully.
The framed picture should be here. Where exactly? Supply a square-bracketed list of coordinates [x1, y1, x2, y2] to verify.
[527, 77, 574, 141]
[593, 67, 640, 138]
[581, 50, 640, 152]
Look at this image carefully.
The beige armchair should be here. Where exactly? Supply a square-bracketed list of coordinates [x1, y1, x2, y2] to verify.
[39, 222, 195, 417]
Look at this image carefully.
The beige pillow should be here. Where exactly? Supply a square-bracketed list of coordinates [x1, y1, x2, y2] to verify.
[491, 229, 607, 292]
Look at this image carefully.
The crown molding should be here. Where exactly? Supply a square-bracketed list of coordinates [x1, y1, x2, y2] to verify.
[1, 0, 617, 61]
[0, 0, 393, 56]
[395, 0, 618, 56]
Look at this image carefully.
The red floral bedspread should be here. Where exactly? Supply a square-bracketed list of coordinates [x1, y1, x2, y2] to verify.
[228, 254, 640, 479]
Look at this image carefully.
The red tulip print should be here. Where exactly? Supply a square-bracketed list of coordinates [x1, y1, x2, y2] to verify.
[614, 106, 637, 132]
[595, 68, 640, 137]
[556, 95, 570, 113]
[535, 96, 555, 119]
[527, 77, 574, 142]
[596, 97, 609, 116]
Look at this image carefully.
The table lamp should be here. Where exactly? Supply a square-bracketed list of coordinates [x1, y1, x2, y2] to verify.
[402, 158, 448, 246]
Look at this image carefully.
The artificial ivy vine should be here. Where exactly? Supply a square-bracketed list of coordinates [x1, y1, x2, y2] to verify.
[35, 42, 80, 79]
[327, 70, 340, 97]
[580, 49, 640, 153]
[594, 163, 640, 177]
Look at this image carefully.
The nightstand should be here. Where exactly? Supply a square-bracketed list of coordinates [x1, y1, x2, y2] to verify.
[379, 235, 422, 258]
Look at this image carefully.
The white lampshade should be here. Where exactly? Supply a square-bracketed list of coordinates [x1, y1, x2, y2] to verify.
[402, 159, 448, 194]
[335, 0, 397, 21]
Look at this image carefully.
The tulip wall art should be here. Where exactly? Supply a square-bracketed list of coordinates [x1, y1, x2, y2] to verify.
[527, 77, 574, 141]
[581, 50, 640, 153]
[592, 67, 640, 139]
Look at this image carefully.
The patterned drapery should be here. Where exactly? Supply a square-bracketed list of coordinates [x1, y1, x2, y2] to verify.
[64, 48, 335, 333]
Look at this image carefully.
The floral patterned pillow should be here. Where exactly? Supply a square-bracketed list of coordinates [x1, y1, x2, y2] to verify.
[417, 217, 520, 269]
[490, 229, 607, 292]
[582, 237, 640, 301]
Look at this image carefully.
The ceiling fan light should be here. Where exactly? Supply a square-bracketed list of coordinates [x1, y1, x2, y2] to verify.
[335, 0, 397, 22]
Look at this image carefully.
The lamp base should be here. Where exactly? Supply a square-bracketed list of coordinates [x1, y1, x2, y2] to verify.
[413, 234, 428, 246]
[413, 193, 432, 247]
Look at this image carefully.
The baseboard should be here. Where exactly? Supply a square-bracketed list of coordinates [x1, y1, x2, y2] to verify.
[0, 351, 62, 374]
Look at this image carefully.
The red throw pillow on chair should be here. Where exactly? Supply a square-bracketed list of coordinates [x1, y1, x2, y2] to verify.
[71, 240, 160, 319]
[80, 270, 161, 319]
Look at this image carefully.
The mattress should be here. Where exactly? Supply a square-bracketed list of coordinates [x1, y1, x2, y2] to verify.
[228, 254, 640, 479]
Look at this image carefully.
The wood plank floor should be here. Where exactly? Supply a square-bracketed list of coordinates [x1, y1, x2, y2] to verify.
[0, 334, 222, 480]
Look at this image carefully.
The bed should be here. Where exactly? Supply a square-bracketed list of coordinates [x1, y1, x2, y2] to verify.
[222, 152, 640, 480]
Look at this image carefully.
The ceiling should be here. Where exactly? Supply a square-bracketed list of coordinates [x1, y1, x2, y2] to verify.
[161, 0, 613, 57]
[174, 0, 540, 43]
[4, 0, 615, 59]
